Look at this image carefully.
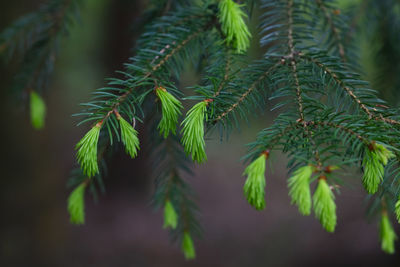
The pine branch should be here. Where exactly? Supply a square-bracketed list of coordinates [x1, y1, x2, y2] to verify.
[212, 60, 280, 124]
[300, 53, 374, 117]
[314, 0, 346, 62]
[100, 25, 210, 123]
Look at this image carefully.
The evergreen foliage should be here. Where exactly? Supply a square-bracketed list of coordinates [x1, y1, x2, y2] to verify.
[182, 231, 196, 260]
[156, 86, 183, 138]
[30, 91, 46, 129]
[3, 0, 400, 259]
[288, 165, 313, 216]
[163, 200, 178, 229]
[181, 101, 209, 163]
[396, 198, 400, 224]
[362, 143, 394, 194]
[313, 177, 337, 233]
[243, 152, 268, 210]
[0, 0, 81, 129]
[75, 124, 101, 177]
[218, 0, 251, 53]
[380, 212, 397, 254]
[67, 182, 87, 224]
[117, 113, 140, 158]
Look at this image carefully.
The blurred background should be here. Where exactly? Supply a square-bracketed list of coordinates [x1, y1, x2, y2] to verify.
[1, 0, 400, 266]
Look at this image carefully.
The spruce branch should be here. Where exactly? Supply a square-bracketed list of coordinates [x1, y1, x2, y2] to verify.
[5, 0, 400, 259]
[300, 53, 375, 118]
[147, 105, 201, 259]
[100, 25, 208, 124]
[213, 50, 231, 98]
[1, 0, 82, 129]
[286, 0, 305, 121]
[213, 61, 280, 124]
[314, 0, 346, 62]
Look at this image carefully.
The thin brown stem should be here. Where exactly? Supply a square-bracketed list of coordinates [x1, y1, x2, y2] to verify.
[288, 0, 304, 121]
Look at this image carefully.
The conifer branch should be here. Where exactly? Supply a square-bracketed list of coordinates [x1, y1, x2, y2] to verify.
[5, 0, 400, 258]
[213, 61, 280, 123]
[303, 123, 322, 167]
[302, 53, 400, 126]
[310, 120, 368, 144]
[314, 0, 346, 62]
[213, 51, 231, 98]
[100, 22, 212, 124]
[300, 54, 373, 118]
[147, 107, 201, 258]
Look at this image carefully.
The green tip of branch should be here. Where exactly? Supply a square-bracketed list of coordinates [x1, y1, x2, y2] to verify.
[395, 198, 400, 224]
[67, 183, 87, 225]
[163, 200, 178, 229]
[118, 116, 140, 158]
[380, 213, 397, 254]
[181, 101, 208, 163]
[182, 232, 196, 260]
[362, 143, 394, 194]
[75, 125, 101, 177]
[313, 178, 337, 232]
[156, 87, 183, 138]
[30, 91, 46, 130]
[218, 0, 252, 54]
[288, 165, 313, 216]
[243, 153, 267, 210]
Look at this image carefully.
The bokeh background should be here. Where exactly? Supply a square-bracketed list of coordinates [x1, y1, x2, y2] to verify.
[1, 0, 400, 266]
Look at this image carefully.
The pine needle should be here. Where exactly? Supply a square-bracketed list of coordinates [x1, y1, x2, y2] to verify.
[395, 198, 400, 223]
[182, 231, 196, 260]
[163, 200, 178, 229]
[218, 0, 252, 53]
[362, 143, 394, 194]
[243, 153, 267, 210]
[118, 116, 140, 158]
[156, 87, 183, 138]
[380, 213, 397, 254]
[75, 125, 101, 177]
[181, 101, 208, 163]
[288, 165, 313, 215]
[67, 183, 87, 225]
[313, 178, 337, 232]
[30, 91, 46, 130]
